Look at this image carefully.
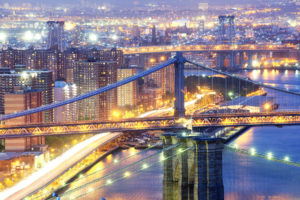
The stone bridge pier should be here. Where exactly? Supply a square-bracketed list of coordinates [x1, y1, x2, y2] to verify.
[162, 133, 224, 200]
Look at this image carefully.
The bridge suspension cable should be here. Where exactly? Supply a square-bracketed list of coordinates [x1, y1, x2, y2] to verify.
[27, 143, 164, 200]
[47, 146, 193, 200]
[0, 58, 176, 121]
[28, 144, 180, 200]
[187, 60, 300, 96]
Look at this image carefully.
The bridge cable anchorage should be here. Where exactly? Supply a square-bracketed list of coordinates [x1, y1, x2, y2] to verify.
[225, 145, 300, 167]
[0, 58, 177, 121]
[29, 144, 180, 200]
[186, 60, 300, 96]
[27, 143, 163, 200]
[54, 146, 193, 200]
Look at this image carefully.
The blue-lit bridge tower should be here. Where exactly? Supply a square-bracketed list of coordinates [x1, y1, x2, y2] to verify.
[162, 133, 224, 200]
[174, 52, 186, 117]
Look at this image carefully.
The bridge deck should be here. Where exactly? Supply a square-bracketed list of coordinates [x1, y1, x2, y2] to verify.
[0, 112, 300, 138]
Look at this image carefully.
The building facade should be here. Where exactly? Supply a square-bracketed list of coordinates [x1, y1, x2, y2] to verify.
[0, 69, 53, 122]
[73, 60, 117, 121]
[117, 67, 137, 107]
[53, 81, 77, 122]
[4, 88, 43, 125]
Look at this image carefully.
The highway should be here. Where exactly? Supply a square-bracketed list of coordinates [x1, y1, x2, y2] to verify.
[138, 94, 204, 118]
[1, 132, 121, 200]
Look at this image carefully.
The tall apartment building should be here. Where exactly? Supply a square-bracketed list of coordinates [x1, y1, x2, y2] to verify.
[0, 69, 53, 122]
[0, 48, 124, 81]
[73, 60, 117, 121]
[117, 67, 137, 107]
[4, 88, 43, 125]
[98, 61, 118, 120]
[54, 81, 77, 122]
[143, 53, 175, 95]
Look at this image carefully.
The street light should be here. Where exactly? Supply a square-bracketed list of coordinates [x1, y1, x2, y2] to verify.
[111, 34, 118, 41]
[23, 31, 34, 41]
[88, 33, 98, 42]
[112, 110, 121, 118]
[0, 32, 7, 42]
[264, 103, 271, 111]
[35, 33, 42, 40]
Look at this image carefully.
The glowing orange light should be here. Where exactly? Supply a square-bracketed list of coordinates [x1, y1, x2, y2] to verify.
[264, 103, 271, 111]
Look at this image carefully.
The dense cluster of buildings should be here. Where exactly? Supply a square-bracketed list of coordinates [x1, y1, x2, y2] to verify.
[0, 20, 175, 124]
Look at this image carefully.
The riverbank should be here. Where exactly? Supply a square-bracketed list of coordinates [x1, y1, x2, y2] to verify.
[222, 126, 250, 143]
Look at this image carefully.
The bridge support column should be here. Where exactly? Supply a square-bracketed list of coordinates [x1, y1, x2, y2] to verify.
[162, 133, 224, 200]
[269, 51, 273, 59]
[162, 133, 195, 200]
[162, 133, 178, 200]
[174, 52, 186, 117]
[192, 138, 224, 200]
[177, 137, 194, 200]
[239, 52, 244, 68]
[229, 51, 237, 69]
[216, 53, 225, 69]
[257, 53, 262, 66]
[247, 52, 253, 68]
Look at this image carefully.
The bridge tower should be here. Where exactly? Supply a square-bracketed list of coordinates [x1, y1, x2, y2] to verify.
[174, 52, 186, 117]
[247, 51, 253, 68]
[162, 133, 225, 200]
[218, 16, 235, 45]
[217, 16, 237, 70]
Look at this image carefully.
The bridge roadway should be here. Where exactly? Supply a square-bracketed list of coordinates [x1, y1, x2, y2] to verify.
[122, 44, 298, 54]
[1, 111, 300, 138]
[0, 132, 121, 200]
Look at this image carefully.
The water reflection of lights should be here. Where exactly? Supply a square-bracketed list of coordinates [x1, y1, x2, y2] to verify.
[234, 128, 254, 148]
[262, 69, 269, 79]
[284, 70, 288, 77]
[129, 147, 136, 156]
[251, 70, 260, 80]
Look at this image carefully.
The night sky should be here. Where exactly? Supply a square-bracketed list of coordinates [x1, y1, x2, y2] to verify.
[0, 0, 272, 8]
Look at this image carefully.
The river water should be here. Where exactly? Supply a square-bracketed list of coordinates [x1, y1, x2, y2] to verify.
[60, 69, 300, 200]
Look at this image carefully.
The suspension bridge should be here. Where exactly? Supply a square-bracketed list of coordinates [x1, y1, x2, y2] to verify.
[0, 52, 300, 138]
[1, 52, 300, 200]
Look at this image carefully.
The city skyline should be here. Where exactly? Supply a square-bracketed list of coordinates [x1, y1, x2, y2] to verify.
[0, 0, 273, 8]
[0, 0, 299, 199]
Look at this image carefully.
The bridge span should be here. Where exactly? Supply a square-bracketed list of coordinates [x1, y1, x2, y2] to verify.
[1, 52, 300, 199]
[1, 112, 300, 138]
[122, 44, 298, 55]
